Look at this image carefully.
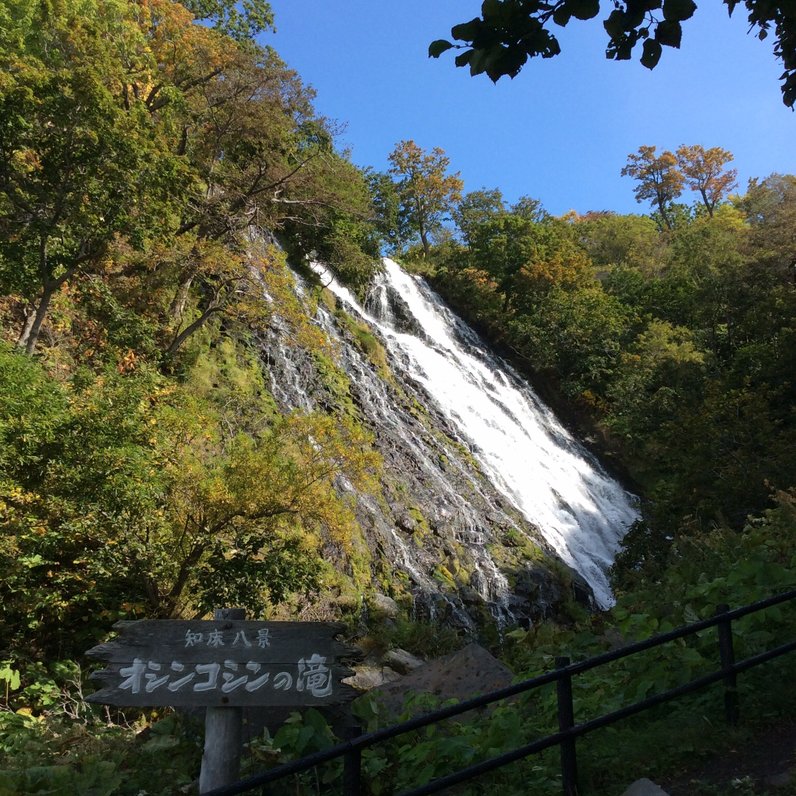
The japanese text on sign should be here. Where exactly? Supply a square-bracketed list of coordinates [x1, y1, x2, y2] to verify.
[117, 654, 333, 697]
[183, 628, 271, 649]
[86, 619, 356, 707]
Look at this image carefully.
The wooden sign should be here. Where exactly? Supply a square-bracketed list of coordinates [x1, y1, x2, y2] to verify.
[86, 620, 358, 708]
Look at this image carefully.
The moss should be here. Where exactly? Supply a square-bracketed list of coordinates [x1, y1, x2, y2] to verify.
[319, 287, 338, 314]
[407, 505, 432, 541]
[183, 332, 280, 434]
[433, 564, 456, 589]
[328, 300, 395, 384]
[346, 527, 375, 592]
[353, 327, 392, 381]
[312, 350, 359, 417]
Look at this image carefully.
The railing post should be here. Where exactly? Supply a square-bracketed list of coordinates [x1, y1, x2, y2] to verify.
[343, 724, 362, 795]
[556, 656, 579, 796]
[715, 603, 740, 725]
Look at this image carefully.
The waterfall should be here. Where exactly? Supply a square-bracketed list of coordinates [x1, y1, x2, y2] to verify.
[311, 259, 639, 609]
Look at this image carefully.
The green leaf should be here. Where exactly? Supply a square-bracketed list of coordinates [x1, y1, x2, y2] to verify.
[662, 0, 696, 21]
[429, 39, 454, 58]
[553, 5, 572, 25]
[455, 50, 474, 67]
[568, 0, 600, 20]
[451, 18, 483, 41]
[469, 49, 490, 76]
[640, 37, 662, 68]
[603, 9, 626, 37]
[499, 46, 529, 77]
[481, 0, 503, 19]
[655, 19, 682, 46]
[0, 666, 20, 691]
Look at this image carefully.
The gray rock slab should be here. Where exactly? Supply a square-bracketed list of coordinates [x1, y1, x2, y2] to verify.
[362, 643, 514, 720]
[383, 648, 425, 675]
[345, 665, 402, 692]
[621, 779, 670, 796]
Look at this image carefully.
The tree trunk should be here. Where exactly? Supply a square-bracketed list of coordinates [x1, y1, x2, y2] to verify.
[164, 302, 224, 358]
[169, 275, 194, 326]
[658, 202, 673, 230]
[18, 283, 57, 355]
[16, 309, 36, 351]
[700, 188, 714, 217]
[419, 225, 430, 258]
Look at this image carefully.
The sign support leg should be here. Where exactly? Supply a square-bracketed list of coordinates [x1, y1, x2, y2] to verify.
[199, 609, 246, 794]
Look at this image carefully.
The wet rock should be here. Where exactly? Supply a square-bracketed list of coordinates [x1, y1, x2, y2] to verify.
[514, 563, 565, 614]
[365, 282, 427, 339]
[396, 512, 417, 533]
[569, 568, 595, 607]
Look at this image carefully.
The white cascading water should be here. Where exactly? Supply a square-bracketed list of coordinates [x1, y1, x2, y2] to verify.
[313, 258, 639, 608]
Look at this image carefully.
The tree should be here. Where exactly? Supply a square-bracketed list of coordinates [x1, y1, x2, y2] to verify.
[387, 140, 464, 258]
[365, 169, 404, 253]
[676, 145, 737, 217]
[468, 214, 539, 307]
[0, 352, 381, 655]
[735, 173, 796, 274]
[511, 195, 549, 223]
[467, 213, 590, 311]
[0, 0, 379, 356]
[430, 0, 796, 107]
[0, 0, 190, 354]
[576, 211, 665, 273]
[621, 146, 684, 230]
[452, 188, 505, 244]
[179, 0, 274, 41]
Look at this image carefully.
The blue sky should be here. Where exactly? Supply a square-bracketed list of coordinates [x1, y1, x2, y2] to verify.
[264, 2, 794, 217]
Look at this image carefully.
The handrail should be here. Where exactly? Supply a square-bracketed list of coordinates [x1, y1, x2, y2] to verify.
[401, 637, 796, 796]
[205, 587, 796, 796]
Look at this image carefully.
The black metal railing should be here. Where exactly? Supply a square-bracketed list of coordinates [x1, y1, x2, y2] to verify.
[205, 588, 796, 796]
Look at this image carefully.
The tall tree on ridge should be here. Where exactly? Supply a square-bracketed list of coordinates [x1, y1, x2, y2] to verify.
[453, 188, 505, 245]
[621, 146, 684, 230]
[676, 145, 737, 217]
[388, 140, 463, 258]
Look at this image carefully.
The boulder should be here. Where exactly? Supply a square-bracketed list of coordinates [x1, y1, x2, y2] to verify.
[368, 592, 400, 619]
[621, 779, 670, 796]
[362, 643, 514, 720]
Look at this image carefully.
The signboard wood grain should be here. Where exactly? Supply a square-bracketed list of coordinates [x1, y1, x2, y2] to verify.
[86, 620, 358, 708]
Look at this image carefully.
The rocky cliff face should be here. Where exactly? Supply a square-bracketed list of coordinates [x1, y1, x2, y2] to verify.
[253, 260, 636, 628]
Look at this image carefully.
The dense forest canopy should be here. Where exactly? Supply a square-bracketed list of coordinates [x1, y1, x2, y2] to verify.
[0, 0, 387, 657]
[1, 1, 795, 791]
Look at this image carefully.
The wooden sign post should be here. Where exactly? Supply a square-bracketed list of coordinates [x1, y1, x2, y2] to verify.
[202, 608, 245, 794]
[86, 612, 357, 793]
